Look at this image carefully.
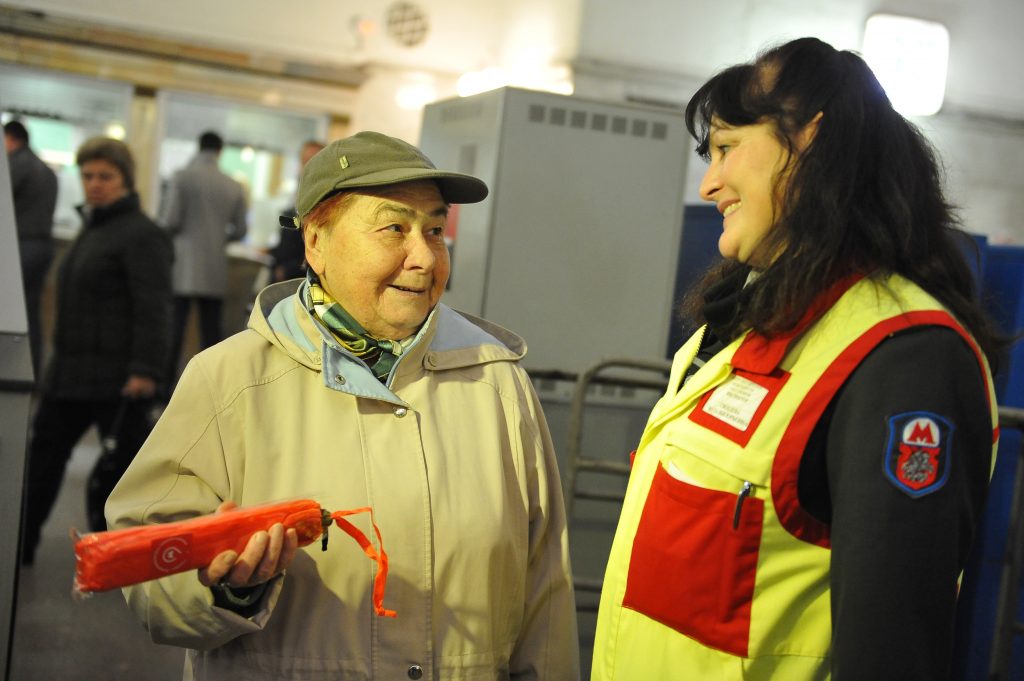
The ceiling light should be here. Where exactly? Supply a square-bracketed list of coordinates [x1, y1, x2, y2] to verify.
[862, 14, 949, 116]
[457, 67, 508, 97]
[395, 81, 437, 110]
[104, 123, 126, 140]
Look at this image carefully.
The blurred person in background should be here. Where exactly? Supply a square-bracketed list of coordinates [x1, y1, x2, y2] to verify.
[21, 137, 172, 564]
[161, 130, 248, 383]
[267, 139, 325, 284]
[5, 119, 58, 380]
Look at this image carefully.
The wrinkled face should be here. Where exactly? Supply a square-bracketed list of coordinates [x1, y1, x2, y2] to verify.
[304, 180, 450, 340]
[699, 119, 791, 267]
[80, 159, 128, 208]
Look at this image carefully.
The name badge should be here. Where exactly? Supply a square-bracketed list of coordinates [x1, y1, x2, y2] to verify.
[701, 375, 769, 431]
[689, 369, 790, 447]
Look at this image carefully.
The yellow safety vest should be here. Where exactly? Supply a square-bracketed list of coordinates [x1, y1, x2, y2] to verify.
[592, 274, 998, 681]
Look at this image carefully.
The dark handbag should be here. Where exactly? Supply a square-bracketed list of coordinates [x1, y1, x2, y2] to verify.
[85, 399, 162, 532]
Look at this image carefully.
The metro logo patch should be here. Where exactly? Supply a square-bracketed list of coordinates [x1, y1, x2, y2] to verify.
[883, 412, 954, 498]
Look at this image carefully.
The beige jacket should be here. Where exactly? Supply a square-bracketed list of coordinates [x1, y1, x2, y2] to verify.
[106, 280, 579, 681]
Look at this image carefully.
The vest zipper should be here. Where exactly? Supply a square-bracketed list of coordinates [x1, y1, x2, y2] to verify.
[678, 325, 709, 391]
[691, 326, 708, 371]
[732, 481, 753, 529]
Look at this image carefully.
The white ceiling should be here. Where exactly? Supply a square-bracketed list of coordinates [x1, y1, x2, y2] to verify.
[5, 0, 1021, 120]
[3, 0, 1023, 242]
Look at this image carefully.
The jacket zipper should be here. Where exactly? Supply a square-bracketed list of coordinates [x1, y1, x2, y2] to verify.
[732, 481, 753, 529]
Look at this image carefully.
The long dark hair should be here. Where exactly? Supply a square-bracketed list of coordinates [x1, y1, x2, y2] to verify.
[682, 37, 1003, 366]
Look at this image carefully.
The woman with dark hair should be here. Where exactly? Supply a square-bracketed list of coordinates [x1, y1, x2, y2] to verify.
[592, 37, 1002, 680]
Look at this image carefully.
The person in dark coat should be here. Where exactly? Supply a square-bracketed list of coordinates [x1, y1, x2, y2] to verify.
[5, 120, 58, 380]
[20, 136, 173, 564]
[267, 139, 324, 284]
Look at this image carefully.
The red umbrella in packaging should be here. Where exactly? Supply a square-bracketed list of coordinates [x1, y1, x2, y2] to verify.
[73, 498, 396, 617]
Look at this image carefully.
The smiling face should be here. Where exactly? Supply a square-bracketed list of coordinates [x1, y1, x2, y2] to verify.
[80, 159, 128, 209]
[303, 180, 450, 340]
[699, 119, 793, 267]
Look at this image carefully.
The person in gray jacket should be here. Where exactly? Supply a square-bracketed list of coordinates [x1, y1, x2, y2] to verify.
[160, 130, 248, 383]
[5, 120, 58, 380]
[107, 131, 580, 680]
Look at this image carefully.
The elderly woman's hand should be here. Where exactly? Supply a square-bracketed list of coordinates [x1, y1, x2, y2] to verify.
[197, 500, 300, 588]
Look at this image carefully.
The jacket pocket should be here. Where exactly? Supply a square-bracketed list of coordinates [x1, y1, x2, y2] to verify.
[622, 462, 763, 657]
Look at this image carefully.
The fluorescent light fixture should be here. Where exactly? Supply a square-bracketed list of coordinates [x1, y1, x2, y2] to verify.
[39, 149, 75, 166]
[457, 67, 508, 97]
[395, 80, 438, 111]
[862, 14, 949, 116]
[456, 64, 573, 98]
[104, 123, 126, 140]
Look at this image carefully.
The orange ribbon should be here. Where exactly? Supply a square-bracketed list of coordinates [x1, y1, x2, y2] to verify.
[329, 507, 397, 618]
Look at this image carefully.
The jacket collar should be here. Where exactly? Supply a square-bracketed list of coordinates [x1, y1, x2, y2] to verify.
[731, 274, 862, 374]
[76, 192, 141, 227]
[249, 280, 525, 400]
[647, 275, 863, 433]
[191, 151, 221, 166]
[9, 145, 32, 162]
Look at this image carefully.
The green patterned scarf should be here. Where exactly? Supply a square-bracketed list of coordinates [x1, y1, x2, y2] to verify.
[305, 275, 410, 382]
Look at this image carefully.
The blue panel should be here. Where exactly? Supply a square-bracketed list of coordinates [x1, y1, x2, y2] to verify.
[955, 430, 1024, 680]
[666, 204, 723, 356]
[953, 240, 1024, 680]
[962, 232, 989, 291]
[982, 246, 1024, 407]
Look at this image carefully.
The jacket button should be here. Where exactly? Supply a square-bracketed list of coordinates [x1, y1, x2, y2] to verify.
[334, 374, 346, 385]
[394, 407, 408, 418]
[407, 665, 423, 679]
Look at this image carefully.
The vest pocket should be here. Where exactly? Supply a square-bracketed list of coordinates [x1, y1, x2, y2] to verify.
[622, 463, 763, 657]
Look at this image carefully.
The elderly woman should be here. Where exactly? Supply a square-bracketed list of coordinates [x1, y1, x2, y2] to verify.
[22, 137, 172, 564]
[592, 38, 1001, 681]
[106, 131, 579, 680]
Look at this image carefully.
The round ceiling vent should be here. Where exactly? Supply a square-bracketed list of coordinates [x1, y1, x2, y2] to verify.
[385, 2, 429, 48]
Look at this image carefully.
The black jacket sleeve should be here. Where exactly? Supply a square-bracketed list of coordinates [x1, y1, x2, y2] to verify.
[121, 220, 175, 381]
[268, 226, 306, 282]
[799, 325, 994, 681]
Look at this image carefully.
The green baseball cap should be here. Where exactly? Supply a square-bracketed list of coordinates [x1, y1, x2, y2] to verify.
[280, 131, 488, 229]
